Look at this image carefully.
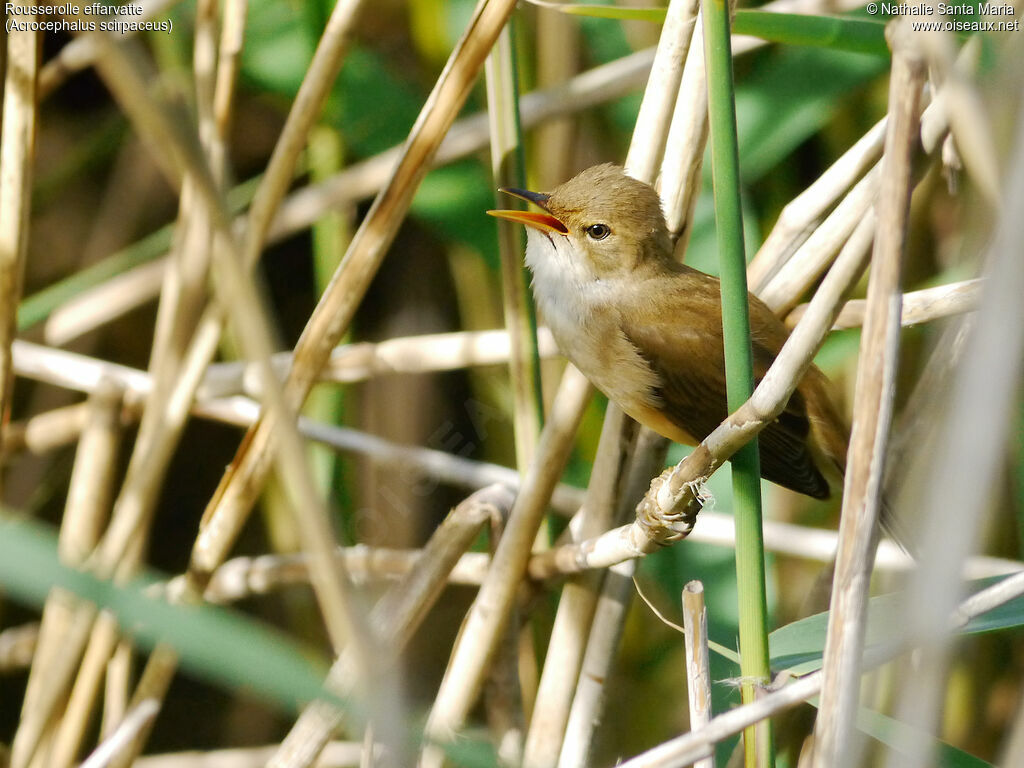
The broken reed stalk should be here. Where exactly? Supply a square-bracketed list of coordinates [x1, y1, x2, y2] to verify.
[0, 22, 40, 482]
[810, 24, 926, 768]
[682, 582, 715, 768]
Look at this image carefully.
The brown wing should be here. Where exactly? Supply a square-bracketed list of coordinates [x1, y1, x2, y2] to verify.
[621, 288, 830, 499]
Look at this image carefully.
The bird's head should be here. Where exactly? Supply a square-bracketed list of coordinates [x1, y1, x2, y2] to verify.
[487, 164, 672, 280]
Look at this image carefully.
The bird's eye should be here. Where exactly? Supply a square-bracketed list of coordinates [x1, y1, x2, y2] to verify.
[585, 223, 611, 240]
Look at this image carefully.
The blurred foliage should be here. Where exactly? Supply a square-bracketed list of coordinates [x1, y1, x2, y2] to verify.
[1, 0, 1021, 765]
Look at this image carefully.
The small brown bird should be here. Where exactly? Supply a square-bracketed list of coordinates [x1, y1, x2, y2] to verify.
[487, 163, 850, 501]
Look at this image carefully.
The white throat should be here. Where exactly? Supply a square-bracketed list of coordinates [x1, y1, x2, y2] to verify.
[523, 228, 592, 329]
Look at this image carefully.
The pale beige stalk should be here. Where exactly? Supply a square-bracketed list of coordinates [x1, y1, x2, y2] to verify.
[747, 117, 887, 293]
[811, 26, 926, 768]
[203, 328, 560, 392]
[881, 71, 1024, 768]
[682, 582, 715, 768]
[422, 370, 592, 767]
[485, 25, 542, 472]
[520, 4, 698, 761]
[0, 623, 38, 672]
[0, 22, 39, 477]
[557, 429, 670, 768]
[77, 699, 159, 768]
[785, 277, 982, 330]
[2, 403, 93, 455]
[10, 385, 122, 768]
[135, 742, 368, 768]
[758, 166, 879, 315]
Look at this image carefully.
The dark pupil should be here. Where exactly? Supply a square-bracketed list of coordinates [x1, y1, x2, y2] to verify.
[587, 224, 610, 240]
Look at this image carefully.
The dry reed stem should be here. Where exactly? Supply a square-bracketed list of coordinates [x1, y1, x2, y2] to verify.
[917, 32, 999, 205]
[534, 5, 580, 186]
[810, 26, 925, 768]
[747, 117, 887, 292]
[485, 25, 541, 476]
[661, 12, 708, 251]
[618, 571, 1024, 767]
[0, 623, 38, 671]
[2, 403, 92, 455]
[209, 328, 560, 391]
[73, 12, 367, 657]
[0, 22, 40, 470]
[187, 0, 522, 592]
[784, 277, 982, 330]
[16, 343, 1018, 571]
[105, 645, 178, 768]
[199, 548, 494, 601]
[9, 599, 98, 768]
[483, 510, 527, 767]
[557, 560, 637, 768]
[268, 484, 516, 768]
[272, 46, 655, 238]
[758, 165, 879, 315]
[243, 0, 369, 270]
[101, 642, 133, 739]
[8, 339, 570, 504]
[682, 582, 715, 768]
[59, 383, 124, 564]
[44, 258, 167, 346]
[49, 612, 122, 768]
[121, 0, 363, 636]
[192, 530, 1020, 605]
[50, 15, 377, 756]
[627, 0, 700, 182]
[10, 386, 121, 768]
[422, 369, 592, 767]
[881, 80, 1024, 768]
[557, 430, 670, 768]
[76, 699, 159, 768]
[523, 408, 637, 767]
[755, 40, 992, 308]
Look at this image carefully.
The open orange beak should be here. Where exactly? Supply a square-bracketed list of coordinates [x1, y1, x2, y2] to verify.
[487, 187, 568, 235]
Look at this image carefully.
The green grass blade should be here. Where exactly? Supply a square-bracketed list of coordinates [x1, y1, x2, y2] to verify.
[770, 575, 1024, 676]
[732, 11, 889, 56]
[0, 512, 339, 716]
[703, 0, 773, 762]
[527, 2, 890, 56]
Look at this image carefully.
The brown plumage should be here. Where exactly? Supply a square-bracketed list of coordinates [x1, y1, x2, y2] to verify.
[488, 163, 851, 501]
